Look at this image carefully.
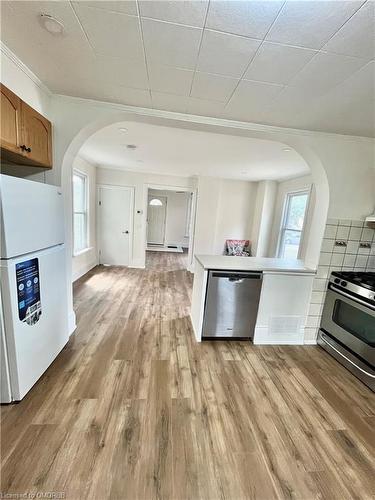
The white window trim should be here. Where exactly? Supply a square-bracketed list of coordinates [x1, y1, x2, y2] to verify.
[72, 169, 89, 257]
[277, 188, 310, 260]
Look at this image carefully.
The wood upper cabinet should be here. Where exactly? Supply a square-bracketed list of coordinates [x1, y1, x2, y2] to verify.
[1, 84, 52, 169]
[1, 85, 21, 154]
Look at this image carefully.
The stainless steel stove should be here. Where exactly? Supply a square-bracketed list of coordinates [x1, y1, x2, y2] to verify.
[318, 271, 375, 391]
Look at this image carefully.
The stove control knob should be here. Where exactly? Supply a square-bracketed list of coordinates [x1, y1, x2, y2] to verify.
[341, 281, 347, 287]
[334, 278, 340, 284]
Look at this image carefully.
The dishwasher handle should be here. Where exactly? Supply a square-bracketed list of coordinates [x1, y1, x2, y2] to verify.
[210, 271, 262, 280]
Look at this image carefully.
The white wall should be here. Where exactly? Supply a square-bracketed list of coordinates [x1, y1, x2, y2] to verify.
[96, 167, 194, 267]
[269, 175, 315, 259]
[72, 157, 98, 281]
[148, 189, 191, 247]
[251, 180, 277, 257]
[194, 177, 257, 256]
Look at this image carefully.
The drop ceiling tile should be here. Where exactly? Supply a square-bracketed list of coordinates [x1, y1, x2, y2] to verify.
[225, 79, 283, 121]
[206, 1, 283, 39]
[73, 3, 144, 59]
[148, 65, 194, 95]
[289, 52, 369, 94]
[72, 1, 137, 16]
[323, 1, 375, 60]
[89, 57, 149, 89]
[191, 72, 239, 102]
[197, 30, 261, 78]
[49, 77, 152, 107]
[186, 97, 227, 118]
[267, 1, 362, 49]
[244, 42, 317, 85]
[151, 91, 189, 113]
[1, 0, 92, 52]
[139, 0, 208, 27]
[142, 18, 202, 69]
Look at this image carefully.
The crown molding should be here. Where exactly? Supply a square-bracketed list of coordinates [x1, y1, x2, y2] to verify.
[0, 41, 52, 96]
[53, 93, 374, 143]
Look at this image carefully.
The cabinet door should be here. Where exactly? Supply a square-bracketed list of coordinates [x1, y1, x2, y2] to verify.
[21, 102, 52, 168]
[0, 84, 22, 154]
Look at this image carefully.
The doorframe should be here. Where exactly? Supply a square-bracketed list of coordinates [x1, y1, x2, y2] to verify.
[97, 184, 135, 266]
[147, 193, 168, 246]
[143, 184, 197, 272]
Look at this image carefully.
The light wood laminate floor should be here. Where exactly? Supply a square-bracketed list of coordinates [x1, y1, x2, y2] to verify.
[1, 251, 374, 499]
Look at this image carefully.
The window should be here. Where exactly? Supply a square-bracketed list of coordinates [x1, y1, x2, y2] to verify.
[149, 198, 163, 206]
[73, 170, 88, 254]
[277, 190, 309, 259]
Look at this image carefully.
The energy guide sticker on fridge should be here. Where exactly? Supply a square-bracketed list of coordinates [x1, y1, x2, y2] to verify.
[16, 258, 42, 325]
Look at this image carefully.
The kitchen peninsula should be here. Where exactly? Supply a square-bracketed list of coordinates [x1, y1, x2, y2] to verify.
[191, 255, 316, 344]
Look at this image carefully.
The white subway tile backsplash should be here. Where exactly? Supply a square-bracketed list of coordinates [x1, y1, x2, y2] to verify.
[311, 291, 324, 304]
[324, 225, 337, 239]
[316, 266, 329, 279]
[319, 252, 332, 266]
[304, 327, 319, 342]
[336, 226, 350, 239]
[308, 303, 321, 316]
[348, 226, 362, 241]
[351, 220, 364, 228]
[313, 279, 328, 292]
[305, 218, 374, 344]
[338, 219, 351, 226]
[306, 315, 320, 328]
[326, 218, 338, 225]
[321, 239, 335, 252]
[330, 253, 344, 266]
[355, 255, 368, 268]
[346, 241, 359, 254]
[361, 228, 374, 242]
[343, 254, 356, 267]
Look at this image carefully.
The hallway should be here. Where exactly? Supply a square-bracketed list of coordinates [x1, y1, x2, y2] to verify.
[1, 252, 374, 499]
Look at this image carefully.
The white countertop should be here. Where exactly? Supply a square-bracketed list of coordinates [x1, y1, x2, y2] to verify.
[195, 255, 316, 274]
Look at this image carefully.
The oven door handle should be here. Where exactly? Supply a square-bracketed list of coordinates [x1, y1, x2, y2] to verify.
[320, 332, 375, 379]
[330, 285, 375, 311]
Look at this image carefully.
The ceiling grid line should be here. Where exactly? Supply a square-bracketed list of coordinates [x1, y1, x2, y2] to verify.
[223, 1, 288, 109]
[68, 1, 96, 55]
[187, 0, 211, 100]
[135, 0, 153, 105]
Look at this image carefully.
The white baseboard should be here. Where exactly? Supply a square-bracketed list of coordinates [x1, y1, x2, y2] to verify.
[304, 340, 318, 345]
[72, 259, 98, 282]
[128, 264, 146, 269]
[254, 326, 304, 345]
[68, 310, 76, 336]
[189, 313, 201, 342]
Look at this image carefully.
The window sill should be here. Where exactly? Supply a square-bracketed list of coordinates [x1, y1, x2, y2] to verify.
[73, 247, 93, 257]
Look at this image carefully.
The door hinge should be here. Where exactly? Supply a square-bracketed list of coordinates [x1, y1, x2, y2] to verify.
[99, 201, 102, 206]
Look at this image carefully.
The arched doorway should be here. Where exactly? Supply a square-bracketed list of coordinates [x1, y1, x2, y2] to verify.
[55, 99, 329, 332]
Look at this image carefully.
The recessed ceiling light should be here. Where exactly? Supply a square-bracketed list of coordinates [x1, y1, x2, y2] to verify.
[283, 147, 292, 152]
[126, 144, 137, 150]
[40, 14, 65, 35]
[118, 127, 128, 133]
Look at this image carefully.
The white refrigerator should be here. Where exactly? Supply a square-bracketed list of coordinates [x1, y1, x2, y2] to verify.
[0, 174, 69, 403]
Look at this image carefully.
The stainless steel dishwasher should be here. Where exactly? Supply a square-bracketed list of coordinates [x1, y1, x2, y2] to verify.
[202, 270, 262, 339]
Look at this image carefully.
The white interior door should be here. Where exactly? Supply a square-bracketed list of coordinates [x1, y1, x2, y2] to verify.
[147, 195, 167, 245]
[98, 186, 133, 266]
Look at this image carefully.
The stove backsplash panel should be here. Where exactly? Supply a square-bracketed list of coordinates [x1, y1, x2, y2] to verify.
[305, 218, 375, 343]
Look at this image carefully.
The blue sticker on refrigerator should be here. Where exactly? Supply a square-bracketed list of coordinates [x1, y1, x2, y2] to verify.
[16, 258, 42, 325]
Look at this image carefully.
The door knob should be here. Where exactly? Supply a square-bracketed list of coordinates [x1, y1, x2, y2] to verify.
[122, 230, 129, 234]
